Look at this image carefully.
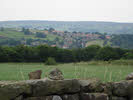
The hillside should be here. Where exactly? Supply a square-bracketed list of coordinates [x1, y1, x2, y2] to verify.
[1, 27, 133, 49]
[0, 28, 64, 47]
[0, 20, 133, 34]
[0, 28, 108, 48]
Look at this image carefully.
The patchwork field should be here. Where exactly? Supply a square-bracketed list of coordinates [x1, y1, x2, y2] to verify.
[86, 40, 104, 47]
[0, 61, 133, 82]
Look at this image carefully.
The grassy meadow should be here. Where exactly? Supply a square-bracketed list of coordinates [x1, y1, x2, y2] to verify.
[0, 28, 63, 41]
[0, 60, 133, 82]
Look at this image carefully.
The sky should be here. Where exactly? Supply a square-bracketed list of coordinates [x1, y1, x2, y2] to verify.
[0, 0, 133, 22]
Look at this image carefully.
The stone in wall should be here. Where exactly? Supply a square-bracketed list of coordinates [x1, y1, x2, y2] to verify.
[24, 96, 53, 100]
[80, 93, 109, 100]
[103, 82, 114, 96]
[79, 78, 103, 93]
[1, 78, 133, 100]
[24, 95, 63, 100]
[15, 95, 23, 100]
[48, 68, 64, 80]
[53, 95, 62, 100]
[28, 70, 42, 80]
[61, 94, 79, 100]
[125, 73, 133, 80]
[26, 78, 80, 97]
[111, 96, 127, 100]
[112, 80, 133, 97]
[0, 81, 31, 100]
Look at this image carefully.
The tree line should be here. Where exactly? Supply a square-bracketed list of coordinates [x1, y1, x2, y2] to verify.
[0, 45, 133, 62]
[110, 34, 133, 49]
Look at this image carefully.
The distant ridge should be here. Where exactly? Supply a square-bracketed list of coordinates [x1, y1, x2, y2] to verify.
[0, 20, 132, 23]
[0, 20, 133, 34]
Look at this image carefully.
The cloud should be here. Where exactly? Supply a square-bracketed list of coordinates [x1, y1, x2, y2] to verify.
[0, 0, 133, 22]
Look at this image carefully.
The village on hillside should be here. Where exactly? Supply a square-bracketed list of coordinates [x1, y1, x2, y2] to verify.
[0, 27, 111, 48]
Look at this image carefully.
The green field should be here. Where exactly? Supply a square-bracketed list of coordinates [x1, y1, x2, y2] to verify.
[0, 28, 62, 41]
[0, 62, 133, 82]
[86, 40, 104, 47]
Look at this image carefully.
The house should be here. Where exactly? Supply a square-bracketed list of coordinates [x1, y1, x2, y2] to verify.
[106, 35, 111, 39]
[51, 45, 56, 47]
[63, 45, 69, 49]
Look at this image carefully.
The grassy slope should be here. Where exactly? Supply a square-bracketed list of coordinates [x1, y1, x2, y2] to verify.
[86, 39, 112, 47]
[0, 29, 35, 39]
[1, 21, 133, 34]
[86, 40, 104, 47]
[46, 34, 62, 41]
[0, 61, 132, 82]
[0, 29, 62, 41]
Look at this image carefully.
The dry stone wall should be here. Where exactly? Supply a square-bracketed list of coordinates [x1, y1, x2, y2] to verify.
[0, 78, 133, 100]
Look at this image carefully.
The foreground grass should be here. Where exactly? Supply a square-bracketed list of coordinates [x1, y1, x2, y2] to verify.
[0, 61, 133, 82]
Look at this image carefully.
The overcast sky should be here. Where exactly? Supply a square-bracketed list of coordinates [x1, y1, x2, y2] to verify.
[0, 0, 133, 22]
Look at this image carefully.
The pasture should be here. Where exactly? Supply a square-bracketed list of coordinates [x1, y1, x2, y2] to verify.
[0, 61, 133, 82]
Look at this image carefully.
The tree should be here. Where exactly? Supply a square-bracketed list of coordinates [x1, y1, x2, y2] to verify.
[36, 32, 46, 38]
[26, 39, 33, 45]
[45, 57, 57, 65]
[113, 48, 125, 59]
[95, 46, 119, 61]
[0, 27, 4, 31]
[22, 28, 32, 35]
[22, 27, 25, 32]
[72, 31, 77, 34]
[64, 31, 69, 33]
[99, 34, 106, 40]
[84, 45, 101, 61]
[48, 28, 55, 32]
[0, 46, 9, 62]
[123, 52, 133, 59]
[7, 38, 21, 46]
[57, 49, 75, 62]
